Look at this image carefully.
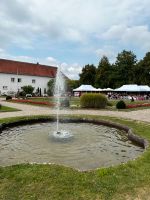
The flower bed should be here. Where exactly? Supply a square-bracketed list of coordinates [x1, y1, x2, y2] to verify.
[127, 103, 150, 109]
[10, 99, 55, 107]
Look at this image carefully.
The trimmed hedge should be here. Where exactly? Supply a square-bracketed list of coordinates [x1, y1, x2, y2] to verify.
[80, 93, 107, 109]
[116, 100, 126, 109]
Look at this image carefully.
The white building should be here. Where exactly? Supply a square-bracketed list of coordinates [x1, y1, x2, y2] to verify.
[0, 58, 57, 95]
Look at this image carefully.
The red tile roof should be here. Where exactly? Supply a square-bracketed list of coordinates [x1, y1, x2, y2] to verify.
[0, 59, 57, 78]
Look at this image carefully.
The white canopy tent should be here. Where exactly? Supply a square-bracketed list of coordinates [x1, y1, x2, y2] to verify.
[102, 88, 113, 91]
[115, 84, 150, 92]
[139, 85, 150, 92]
[73, 85, 96, 92]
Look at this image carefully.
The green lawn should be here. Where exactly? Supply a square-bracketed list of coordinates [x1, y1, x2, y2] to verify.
[0, 115, 150, 199]
[0, 105, 20, 112]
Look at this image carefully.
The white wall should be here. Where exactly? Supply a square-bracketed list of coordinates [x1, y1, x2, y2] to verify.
[0, 73, 53, 95]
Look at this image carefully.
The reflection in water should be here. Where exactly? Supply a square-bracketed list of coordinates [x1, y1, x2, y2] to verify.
[0, 122, 144, 171]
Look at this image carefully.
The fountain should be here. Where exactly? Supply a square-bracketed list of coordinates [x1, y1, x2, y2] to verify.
[53, 65, 73, 139]
[0, 65, 146, 170]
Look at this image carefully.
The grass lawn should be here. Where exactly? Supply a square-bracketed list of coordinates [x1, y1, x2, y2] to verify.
[0, 115, 150, 200]
[0, 105, 20, 112]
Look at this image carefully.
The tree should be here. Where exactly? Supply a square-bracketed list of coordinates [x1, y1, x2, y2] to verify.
[66, 79, 80, 92]
[95, 56, 112, 88]
[134, 52, 150, 85]
[113, 50, 137, 87]
[79, 64, 96, 85]
[47, 79, 55, 96]
[22, 85, 34, 94]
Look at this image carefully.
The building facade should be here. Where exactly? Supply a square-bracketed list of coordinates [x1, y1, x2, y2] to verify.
[0, 59, 57, 95]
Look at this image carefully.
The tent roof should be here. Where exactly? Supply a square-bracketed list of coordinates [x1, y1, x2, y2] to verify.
[115, 84, 150, 92]
[73, 85, 96, 91]
[102, 88, 113, 91]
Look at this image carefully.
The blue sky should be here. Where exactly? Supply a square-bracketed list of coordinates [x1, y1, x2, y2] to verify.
[0, 0, 150, 79]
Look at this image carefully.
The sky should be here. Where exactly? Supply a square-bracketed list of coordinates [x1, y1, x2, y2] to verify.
[0, 0, 150, 79]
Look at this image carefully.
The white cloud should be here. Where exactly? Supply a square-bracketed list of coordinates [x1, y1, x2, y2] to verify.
[1, 0, 150, 48]
[95, 45, 117, 63]
[60, 62, 82, 80]
[1, 0, 150, 79]
[102, 25, 150, 51]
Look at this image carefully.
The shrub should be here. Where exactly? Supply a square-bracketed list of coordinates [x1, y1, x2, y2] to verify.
[107, 101, 113, 106]
[80, 93, 107, 109]
[60, 98, 70, 108]
[6, 96, 12, 101]
[22, 85, 34, 94]
[0, 104, 1, 109]
[19, 91, 26, 98]
[116, 100, 126, 109]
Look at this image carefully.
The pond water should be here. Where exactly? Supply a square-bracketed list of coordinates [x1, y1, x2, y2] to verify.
[0, 122, 144, 171]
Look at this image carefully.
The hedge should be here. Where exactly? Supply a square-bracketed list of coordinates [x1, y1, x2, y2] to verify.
[80, 93, 107, 109]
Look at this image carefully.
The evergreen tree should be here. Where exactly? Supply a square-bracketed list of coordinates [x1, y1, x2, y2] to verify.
[95, 56, 112, 88]
[135, 52, 150, 85]
[113, 50, 137, 87]
[79, 64, 96, 86]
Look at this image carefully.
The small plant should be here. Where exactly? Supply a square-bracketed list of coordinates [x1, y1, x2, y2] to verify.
[80, 93, 107, 109]
[6, 96, 12, 101]
[60, 98, 70, 108]
[116, 100, 126, 109]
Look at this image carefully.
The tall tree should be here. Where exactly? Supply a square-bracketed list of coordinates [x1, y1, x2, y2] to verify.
[47, 79, 55, 96]
[114, 50, 137, 87]
[134, 52, 150, 85]
[79, 64, 96, 85]
[95, 56, 112, 88]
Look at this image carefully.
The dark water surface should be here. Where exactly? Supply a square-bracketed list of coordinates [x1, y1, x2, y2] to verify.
[0, 122, 144, 170]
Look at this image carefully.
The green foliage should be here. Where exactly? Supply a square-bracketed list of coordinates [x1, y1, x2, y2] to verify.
[116, 100, 126, 109]
[78, 50, 150, 88]
[22, 85, 34, 94]
[47, 79, 54, 96]
[80, 93, 107, 108]
[134, 52, 150, 85]
[79, 64, 96, 85]
[107, 101, 113, 106]
[95, 56, 112, 88]
[113, 50, 137, 87]
[66, 79, 79, 92]
[6, 95, 12, 101]
[19, 91, 26, 98]
[0, 104, 1, 109]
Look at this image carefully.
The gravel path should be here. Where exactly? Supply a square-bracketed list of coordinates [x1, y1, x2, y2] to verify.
[0, 99, 150, 123]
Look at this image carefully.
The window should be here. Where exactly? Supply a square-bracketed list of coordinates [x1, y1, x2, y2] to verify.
[3, 86, 8, 90]
[32, 79, 36, 83]
[18, 78, 21, 83]
[11, 78, 15, 82]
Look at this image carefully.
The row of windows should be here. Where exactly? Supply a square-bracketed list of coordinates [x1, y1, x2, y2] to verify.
[11, 78, 36, 83]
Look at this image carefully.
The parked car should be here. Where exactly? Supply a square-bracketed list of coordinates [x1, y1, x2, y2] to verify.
[42, 93, 48, 97]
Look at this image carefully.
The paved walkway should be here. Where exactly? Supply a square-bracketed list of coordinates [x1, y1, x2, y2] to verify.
[0, 99, 150, 123]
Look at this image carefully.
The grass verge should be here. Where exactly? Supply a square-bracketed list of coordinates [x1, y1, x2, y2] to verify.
[0, 105, 20, 112]
[0, 115, 150, 200]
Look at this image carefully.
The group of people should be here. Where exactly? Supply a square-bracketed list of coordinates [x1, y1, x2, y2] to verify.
[107, 93, 150, 101]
